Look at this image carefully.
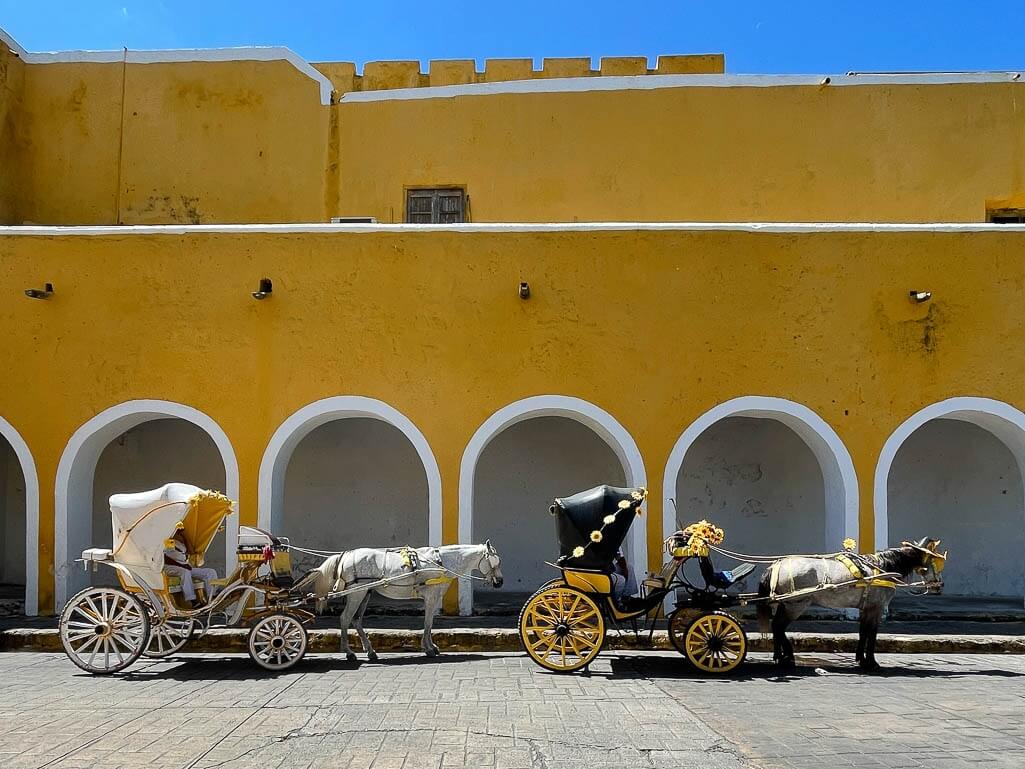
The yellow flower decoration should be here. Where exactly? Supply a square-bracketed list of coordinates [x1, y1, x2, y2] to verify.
[677, 519, 725, 556]
[590, 530, 603, 543]
[618, 500, 631, 509]
[843, 538, 857, 552]
[603, 514, 616, 525]
[572, 546, 585, 558]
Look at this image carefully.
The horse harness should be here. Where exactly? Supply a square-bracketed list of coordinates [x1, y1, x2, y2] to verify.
[767, 552, 898, 605]
[395, 546, 455, 589]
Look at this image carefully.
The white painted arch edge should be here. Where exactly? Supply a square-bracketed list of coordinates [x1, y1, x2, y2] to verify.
[0, 417, 40, 616]
[54, 399, 240, 610]
[661, 396, 860, 556]
[873, 396, 1025, 551]
[458, 395, 648, 616]
[257, 396, 443, 550]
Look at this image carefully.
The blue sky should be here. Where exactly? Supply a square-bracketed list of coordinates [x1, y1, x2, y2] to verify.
[1, 1, 1022, 74]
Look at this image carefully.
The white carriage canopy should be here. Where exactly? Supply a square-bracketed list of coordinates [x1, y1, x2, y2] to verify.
[106, 482, 234, 589]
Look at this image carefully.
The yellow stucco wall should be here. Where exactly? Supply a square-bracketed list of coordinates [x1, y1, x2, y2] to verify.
[2, 27, 1023, 226]
[17, 58, 331, 225]
[2, 224, 1023, 612]
[337, 82, 1025, 224]
[19, 62, 125, 225]
[0, 39, 25, 224]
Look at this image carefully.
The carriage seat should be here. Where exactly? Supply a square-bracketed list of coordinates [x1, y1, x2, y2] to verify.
[701, 560, 756, 590]
[82, 548, 113, 562]
[165, 574, 225, 594]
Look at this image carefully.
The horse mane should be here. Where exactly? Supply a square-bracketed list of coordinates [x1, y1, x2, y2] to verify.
[868, 545, 920, 577]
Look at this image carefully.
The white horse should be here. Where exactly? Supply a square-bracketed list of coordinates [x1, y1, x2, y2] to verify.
[306, 541, 503, 660]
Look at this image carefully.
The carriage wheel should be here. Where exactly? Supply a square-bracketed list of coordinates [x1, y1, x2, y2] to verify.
[518, 585, 605, 673]
[59, 587, 150, 675]
[247, 613, 308, 671]
[666, 607, 693, 655]
[143, 616, 196, 658]
[681, 611, 747, 674]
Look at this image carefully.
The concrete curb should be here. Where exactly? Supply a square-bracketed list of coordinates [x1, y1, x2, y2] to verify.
[3, 627, 1024, 655]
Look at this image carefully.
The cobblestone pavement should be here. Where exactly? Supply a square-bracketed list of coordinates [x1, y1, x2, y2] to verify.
[0, 651, 1022, 769]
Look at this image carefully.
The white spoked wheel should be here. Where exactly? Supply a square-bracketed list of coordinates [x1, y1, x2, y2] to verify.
[247, 613, 308, 671]
[143, 616, 196, 658]
[59, 587, 150, 675]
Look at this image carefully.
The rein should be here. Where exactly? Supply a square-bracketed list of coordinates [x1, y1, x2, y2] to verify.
[293, 543, 495, 583]
[700, 541, 941, 595]
[418, 551, 496, 583]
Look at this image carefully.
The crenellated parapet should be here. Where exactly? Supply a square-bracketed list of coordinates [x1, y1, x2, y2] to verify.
[312, 53, 725, 94]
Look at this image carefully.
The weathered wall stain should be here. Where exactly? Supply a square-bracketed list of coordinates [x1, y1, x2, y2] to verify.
[879, 300, 944, 355]
[175, 81, 265, 109]
[127, 194, 203, 224]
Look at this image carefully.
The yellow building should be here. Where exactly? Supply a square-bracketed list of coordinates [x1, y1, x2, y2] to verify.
[1, 27, 1024, 616]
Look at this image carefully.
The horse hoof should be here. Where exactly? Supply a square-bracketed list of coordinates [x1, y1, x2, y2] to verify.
[778, 657, 797, 671]
[859, 660, 881, 673]
[345, 652, 357, 662]
[367, 651, 379, 662]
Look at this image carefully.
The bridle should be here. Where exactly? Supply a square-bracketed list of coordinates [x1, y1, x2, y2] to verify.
[478, 545, 502, 584]
[901, 540, 946, 592]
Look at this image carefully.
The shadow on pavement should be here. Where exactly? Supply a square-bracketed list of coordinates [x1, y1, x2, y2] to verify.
[601, 654, 1025, 682]
[97, 652, 496, 681]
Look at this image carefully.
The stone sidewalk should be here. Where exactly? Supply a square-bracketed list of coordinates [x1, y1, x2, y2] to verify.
[4, 623, 1024, 655]
[1, 651, 1023, 768]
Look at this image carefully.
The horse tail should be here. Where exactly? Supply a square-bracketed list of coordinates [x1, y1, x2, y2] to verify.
[757, 564, 774, 633]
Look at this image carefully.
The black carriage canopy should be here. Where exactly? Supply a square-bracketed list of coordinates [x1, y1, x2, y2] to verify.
[551, 485, 645, 570]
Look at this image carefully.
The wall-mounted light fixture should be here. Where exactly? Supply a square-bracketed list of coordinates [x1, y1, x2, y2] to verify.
[819, 76, 831, 87]
[909, 290, 932, 304]
[519, 282, 530, 299]
[252, 278, 273, 300]
[25, 283, 54, 300]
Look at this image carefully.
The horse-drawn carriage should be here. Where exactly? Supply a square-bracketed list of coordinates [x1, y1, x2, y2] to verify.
[61, 479, 946, 677]
[60, 483, 315, 674]
[60, 482, 504, 674]
[518, 485, 753, 674]
[518, 484, 948, 674]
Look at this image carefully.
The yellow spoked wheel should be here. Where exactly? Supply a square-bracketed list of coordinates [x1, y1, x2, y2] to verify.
[681, 611, 747, 674]
[667, 608, 694, 655]
[518, 585, 605, 673]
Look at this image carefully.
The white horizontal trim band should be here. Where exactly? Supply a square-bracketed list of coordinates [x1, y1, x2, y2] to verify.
[341, 71, 1024, 103]
[1, 222, 1024, 237]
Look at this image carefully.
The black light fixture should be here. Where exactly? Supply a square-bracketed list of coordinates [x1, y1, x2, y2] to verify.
[25, 283, 54, 300]
[519, 281, 530, 299]
[909, 290, 932, 304]
[252, 278, 273, 300]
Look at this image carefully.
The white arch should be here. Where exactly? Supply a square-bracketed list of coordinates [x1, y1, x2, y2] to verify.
[0, 417, 40, 616]
[662, 396, 859, 557]
[459, 395, 648, 616]
[258, 396, 442, 550]
[55, 400, 240, 610]
[874, 397, 1025, 555]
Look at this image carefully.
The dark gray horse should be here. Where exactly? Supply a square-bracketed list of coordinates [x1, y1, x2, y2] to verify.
[757, 538, 946, 671]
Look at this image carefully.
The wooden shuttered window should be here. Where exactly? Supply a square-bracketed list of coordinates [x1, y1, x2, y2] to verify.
[988, 210, 1025, 224]
[406, 188, 466, 223]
